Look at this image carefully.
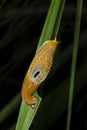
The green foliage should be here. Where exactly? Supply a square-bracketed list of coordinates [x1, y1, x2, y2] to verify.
[66, 0, 83, 130]
[16, 94, 41, 130]
[16, 0, 65, 129]
[0, 0, 87, 130]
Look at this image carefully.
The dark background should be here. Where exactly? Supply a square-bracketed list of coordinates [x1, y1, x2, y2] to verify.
[0, 0, 87, 130]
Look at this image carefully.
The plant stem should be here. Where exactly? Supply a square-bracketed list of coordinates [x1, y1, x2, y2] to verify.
[66, 0, 83, 130]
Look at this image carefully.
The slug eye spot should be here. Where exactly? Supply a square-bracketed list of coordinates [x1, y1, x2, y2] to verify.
[34, 71, 40, 78]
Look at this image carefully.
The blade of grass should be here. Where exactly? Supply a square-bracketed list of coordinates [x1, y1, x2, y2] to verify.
[16, 93, 41, 130]
[0, 93, 21, 123]
[66, 0, 83, 130]
[53, 0, 66, 37]
[1, 29, 87, 124]
[0, 28, 87, 125]
[16, 0, 63, 129]
[36, 0, 61, 51]
[30, 61, 87, 130]
[39, 0, 66, 97]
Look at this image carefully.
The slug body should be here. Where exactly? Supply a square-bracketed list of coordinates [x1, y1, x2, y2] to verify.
[22, 38, 59, 107]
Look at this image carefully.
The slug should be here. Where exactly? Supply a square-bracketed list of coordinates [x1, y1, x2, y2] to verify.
[22, 37, 60, 108]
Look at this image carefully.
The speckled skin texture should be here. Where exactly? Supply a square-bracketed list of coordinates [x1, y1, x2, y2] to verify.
[22, 38, 59, 106]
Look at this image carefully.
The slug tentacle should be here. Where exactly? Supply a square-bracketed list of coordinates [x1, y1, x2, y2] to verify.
[21, 38, 60, 108]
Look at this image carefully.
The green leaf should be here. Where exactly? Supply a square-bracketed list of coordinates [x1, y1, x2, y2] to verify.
[66, 0, 83, 130]
[16, 0, 65, 129]
[16, 94, 41, 130]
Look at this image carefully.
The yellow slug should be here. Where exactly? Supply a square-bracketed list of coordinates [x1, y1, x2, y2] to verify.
[22, 37, 60, 108]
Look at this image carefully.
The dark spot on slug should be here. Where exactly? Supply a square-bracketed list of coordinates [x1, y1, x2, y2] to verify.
[34, 71, 40, 78]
